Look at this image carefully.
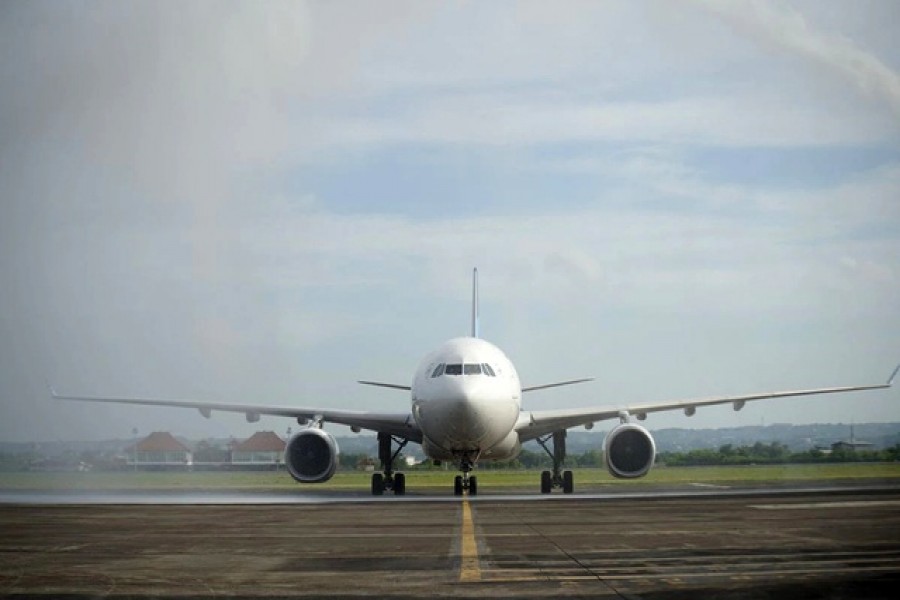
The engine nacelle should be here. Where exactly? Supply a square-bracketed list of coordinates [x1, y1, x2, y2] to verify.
[603, 423, 656, 479]
[285, 429, 339, 483]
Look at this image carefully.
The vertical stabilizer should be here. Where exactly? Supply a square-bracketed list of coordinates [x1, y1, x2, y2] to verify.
[471, 268, 480, 338]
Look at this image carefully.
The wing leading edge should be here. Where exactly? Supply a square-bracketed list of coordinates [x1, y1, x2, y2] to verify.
[50, 388, 422, 442]
[516, 363, 899, 442]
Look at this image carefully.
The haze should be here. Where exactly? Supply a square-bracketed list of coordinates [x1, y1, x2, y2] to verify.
[1, 1, 898, 443]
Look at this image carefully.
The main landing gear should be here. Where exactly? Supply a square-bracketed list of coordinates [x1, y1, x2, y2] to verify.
[371, 432, 408, 496]
[536, 430, 574, 494]
[453, 455, 478, 496]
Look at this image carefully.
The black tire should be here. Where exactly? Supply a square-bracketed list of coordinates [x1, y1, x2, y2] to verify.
[540, 470, 552, 494]
[454, 475, 463, 496]
[371, 473, 384, 496]
[394, 472, 406, 496]
[469, 475, 478, 496]
[563, 470, 574, 494]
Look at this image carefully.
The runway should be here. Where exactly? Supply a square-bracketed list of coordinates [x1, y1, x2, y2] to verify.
[2, 484, 899, 598]
[3, 480, 900, 505]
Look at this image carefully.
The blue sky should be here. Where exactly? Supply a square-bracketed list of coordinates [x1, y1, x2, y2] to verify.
[1, 1, 898, 442]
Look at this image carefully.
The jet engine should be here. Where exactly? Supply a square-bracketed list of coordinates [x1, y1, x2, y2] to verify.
[603, 423, 656, 479]
[285, 428, 339, 483]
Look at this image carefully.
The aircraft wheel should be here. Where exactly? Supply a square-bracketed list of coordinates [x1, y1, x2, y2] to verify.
[371, 473, 384, 496]
[454, 475, 463, 496]
[540, 470, 552, 494]
[563, 470, 574, 494]
[469, 475, 478, 496]
[394, 472, 406, 496]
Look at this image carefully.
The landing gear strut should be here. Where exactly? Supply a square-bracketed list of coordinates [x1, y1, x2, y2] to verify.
[371, 432, 408, 496]
[536, 430, 574, 494]
[453, 456, 478, 496]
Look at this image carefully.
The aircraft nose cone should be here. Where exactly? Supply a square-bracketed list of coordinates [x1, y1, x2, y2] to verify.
[416, 373, 518, 455]
[452, 378, 478, 403]
[443, 377, 483, 409]
[439, 379, 490, 442]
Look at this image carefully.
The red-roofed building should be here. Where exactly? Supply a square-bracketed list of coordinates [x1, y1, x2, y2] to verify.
[125, 432, 192, 469]
[231, 431, 286, 468]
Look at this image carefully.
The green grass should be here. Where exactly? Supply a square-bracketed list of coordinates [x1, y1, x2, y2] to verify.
[2, 463, 899, 491]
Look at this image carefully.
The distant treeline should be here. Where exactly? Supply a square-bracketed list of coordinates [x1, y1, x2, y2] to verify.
[4, 442, 900, 473]
[346, 442, 900, 471]
[659, 442, 900, 467]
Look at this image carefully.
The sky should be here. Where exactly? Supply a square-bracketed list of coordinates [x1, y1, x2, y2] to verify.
[1, 0, 899, 444]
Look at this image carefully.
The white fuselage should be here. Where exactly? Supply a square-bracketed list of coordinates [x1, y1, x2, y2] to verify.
[411, 337, 522, 464]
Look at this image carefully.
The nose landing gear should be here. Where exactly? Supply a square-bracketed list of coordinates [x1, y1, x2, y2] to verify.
[453, 455, 478, 496]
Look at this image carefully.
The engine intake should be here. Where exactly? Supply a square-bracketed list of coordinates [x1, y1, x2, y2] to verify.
[604, 423, 656, 479]
[285, 429, 339, 483]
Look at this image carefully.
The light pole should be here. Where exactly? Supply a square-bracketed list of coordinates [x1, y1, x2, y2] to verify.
[131, 428, 138, 472]
[283, 427, 292, 470]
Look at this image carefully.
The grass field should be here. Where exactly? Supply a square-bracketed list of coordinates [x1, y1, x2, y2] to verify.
[2, 463, 899, 491]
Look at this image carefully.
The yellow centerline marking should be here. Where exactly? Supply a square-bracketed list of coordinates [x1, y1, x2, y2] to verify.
[459, 498, 481, 582]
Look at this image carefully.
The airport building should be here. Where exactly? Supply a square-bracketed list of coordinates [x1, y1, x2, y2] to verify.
[831, 440, 874, 452]
[230, 431, 286, 468]
[830, 424, 874, 453]
[125, 432, 193, 469]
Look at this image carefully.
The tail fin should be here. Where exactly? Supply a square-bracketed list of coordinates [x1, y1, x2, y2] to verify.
[471, 268, 480, 338]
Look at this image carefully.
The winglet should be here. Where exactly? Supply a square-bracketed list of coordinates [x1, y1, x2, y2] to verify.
[471, 267, 480, 338]
[46, 380, 59, 399]
[888, 363, 900, 386]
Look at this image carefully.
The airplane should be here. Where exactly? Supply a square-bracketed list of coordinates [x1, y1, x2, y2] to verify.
[52, 269, 898, 496]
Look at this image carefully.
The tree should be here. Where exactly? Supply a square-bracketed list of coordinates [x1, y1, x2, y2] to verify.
[193, 440, 230, 463]
[886, 444, 900, 462]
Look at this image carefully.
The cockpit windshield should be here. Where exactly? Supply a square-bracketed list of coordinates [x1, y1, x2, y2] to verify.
[434, 363, 495, 377]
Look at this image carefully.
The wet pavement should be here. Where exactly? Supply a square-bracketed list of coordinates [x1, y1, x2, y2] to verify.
[1, 485, 899, 598]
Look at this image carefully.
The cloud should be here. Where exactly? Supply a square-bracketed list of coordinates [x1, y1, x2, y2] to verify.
[1, 1, 898, 441]
[311, 91, 894, 152]
[697, 0, 900, 117]
[224, 161, 899, 320]
[291, 0, 900, 155]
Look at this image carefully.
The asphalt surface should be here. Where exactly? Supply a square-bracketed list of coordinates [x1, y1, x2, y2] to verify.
[2, 485, 899, 598]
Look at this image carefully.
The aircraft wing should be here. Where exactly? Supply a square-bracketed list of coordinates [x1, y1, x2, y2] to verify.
[516, 364, 899, 442]
[50, 389, 422, 443]
[521, 378, 594, 392]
